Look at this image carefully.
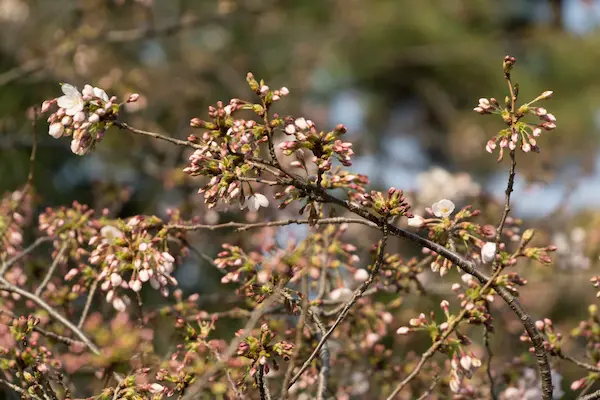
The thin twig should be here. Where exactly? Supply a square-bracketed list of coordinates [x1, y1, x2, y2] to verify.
[416, 375, 440, 400]
[386, 265, 507, 399]
[165, 217, 374, 232]
[581, 388, 600, 400]
[257, 365, 272, 400]
[78, 278, 99, 329]
[578, 379, 597, 399]
[288, 222, 388, 388]
[483, 315, 498, 400]
[0, 279, 102, 356]
[559, 353, 600, 373]
[213, 348, 243, 399]
[35, 244, 67, 296]
[0, 237, 52, 276]
[280, 276, 309, 400]
[115, 121, 201, 149]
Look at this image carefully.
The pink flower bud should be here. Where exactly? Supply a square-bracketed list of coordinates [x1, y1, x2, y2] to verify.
[41, 100, 54, 113]
[535, 320, 545, 331]
[407, 215, 425, 228]
[460, 355, 472, 371]
[48, 122, 64, 138]
[284, 124, 296, 134]
[354, 269, 369, 282]
[127, 93, 140, 103]
[396, 326, 410, 335]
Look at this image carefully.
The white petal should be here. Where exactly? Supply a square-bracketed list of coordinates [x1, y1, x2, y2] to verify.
[247, 196, 259, 212]
[254, 193, 269, 208]
[61, 83, 79, 96]
[56, 95, 74, 110]
[93, 87, 109, 102]
[82, 84, 94, 97]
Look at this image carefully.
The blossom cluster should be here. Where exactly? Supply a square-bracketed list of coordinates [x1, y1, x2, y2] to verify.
[474, 57, 556, 160]
[41, 83, 138, 155]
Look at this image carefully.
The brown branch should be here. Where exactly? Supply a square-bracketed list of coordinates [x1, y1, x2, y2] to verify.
[581, 389, 600, 400]
[257, 365, 272, 400]
[165, 217, 375, 232]
[0, 278, 103, 357]
[114, 121, 201, 149]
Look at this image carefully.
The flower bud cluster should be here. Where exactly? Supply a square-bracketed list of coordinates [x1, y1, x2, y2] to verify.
[85, 218, 177, 311]
[38, 201, 97, 258]
[279, 118, 354, 171]
[474, 56, 557, 160]
[236, 323, 294, 377]
[449, 353, 482, 393]
[0, 189, 31, 258]
[357, 187, 412, 218]
[42, 84, 132, 155]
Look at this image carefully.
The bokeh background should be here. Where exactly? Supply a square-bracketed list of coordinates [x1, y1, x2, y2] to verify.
[2, 0, 600, 398]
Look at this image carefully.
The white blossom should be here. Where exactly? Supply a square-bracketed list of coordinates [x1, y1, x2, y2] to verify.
[93, 86, 109, 102]
[243, 193, 270, 212]
[432, 199, 455, 218]
[56, 84, 84, 116]
[396, 326, 409, 335]
[294, 117, 309, 130]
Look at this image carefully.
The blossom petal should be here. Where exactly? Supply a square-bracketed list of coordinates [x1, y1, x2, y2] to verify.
[61, 83, 79, 96]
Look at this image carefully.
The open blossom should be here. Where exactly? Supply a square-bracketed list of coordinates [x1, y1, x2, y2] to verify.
[243, 193, 270, 212]
[56, 84, 84, 116]
[481, 242, 497, 263]
[432, 199, 455, 218]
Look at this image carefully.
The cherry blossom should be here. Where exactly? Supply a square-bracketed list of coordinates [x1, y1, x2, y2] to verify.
[431, 199, 455, 218]
[243, 193, 270, 212]
[56, 83, 84, 116]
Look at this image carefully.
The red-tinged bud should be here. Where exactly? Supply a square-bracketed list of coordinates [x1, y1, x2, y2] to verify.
[127, 93, 140, 103]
